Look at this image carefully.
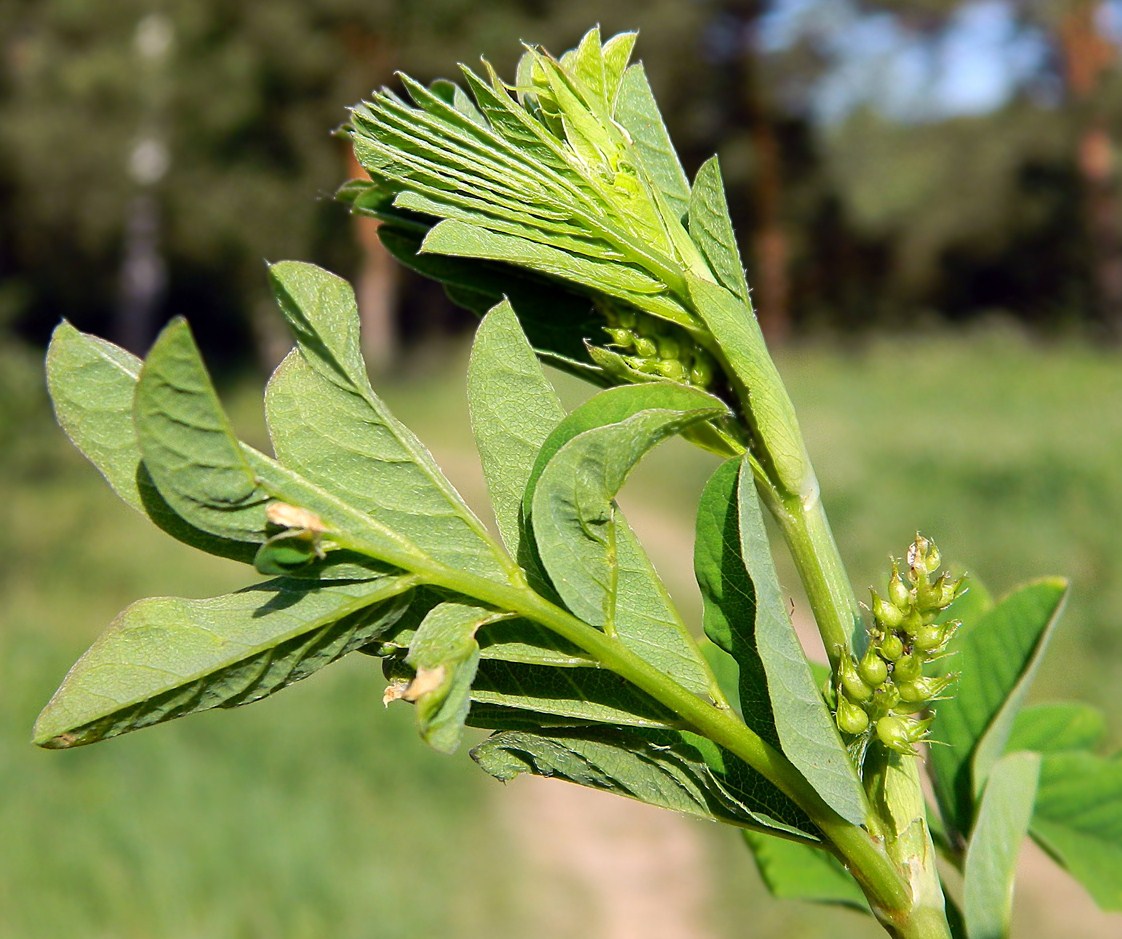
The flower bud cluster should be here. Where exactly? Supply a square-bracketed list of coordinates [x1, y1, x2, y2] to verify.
[833, 534, 962, 755]
[596, 302, 717, 390]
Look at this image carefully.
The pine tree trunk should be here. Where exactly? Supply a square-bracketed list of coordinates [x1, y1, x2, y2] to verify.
[1058, 0, 1122, 339]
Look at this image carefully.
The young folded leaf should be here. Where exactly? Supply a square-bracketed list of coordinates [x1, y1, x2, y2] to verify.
[399, 601, 497, 755]
[371, 224, 602, 379]
[527, 383, 727, 698]
[345, 28, 816, 502]
[695, 457, 867, 827]
[611, 63, 691, 219]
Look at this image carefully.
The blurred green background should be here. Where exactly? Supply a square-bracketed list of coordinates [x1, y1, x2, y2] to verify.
[3, 1, 1122, 937]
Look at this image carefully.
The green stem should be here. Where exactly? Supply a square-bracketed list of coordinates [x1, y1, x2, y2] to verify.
[863, 749, 953, 939]
[759, 477, 866, 672]
[410, 564, 912, 916]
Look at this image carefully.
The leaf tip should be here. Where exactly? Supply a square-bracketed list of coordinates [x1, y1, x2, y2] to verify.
[31, 708, 80, 750]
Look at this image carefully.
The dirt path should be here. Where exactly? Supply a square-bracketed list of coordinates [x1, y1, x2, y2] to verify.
[502, 776, 716, 939]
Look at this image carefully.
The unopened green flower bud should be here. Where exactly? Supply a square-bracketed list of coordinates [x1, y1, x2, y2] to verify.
[940, 620, 960, 647]
[656, 359, 687, 381]
[913, 624, 946, 653]
[858, 650, 889, 688]
[888, 565, 911, 608]
[871, 591, 904, 628]
[898, 674, 955, 703]
[894, 654, 923, 684]
[901, 608, 923, 637]
[895, 681, 923, 704]
[869, 682, 900, 718]
[935, 574, 961, 609]
[875, 714, 932, 754]
[622, 356, 657, 375]
[689, 352, 715, 388]
[633, 336, 657, 359]
[604, 327, 634, 348]
[615, 308, 637, 329]
[838, 657, 873, 703]
[915, 577, 942, 612]
[908, 534, 940, 578]
[878, 634, 905, 662]
[656, 335, 681, 360]
[836, 696, 870, 735]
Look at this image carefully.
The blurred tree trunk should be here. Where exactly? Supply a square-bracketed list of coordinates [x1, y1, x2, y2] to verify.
[717, 2, 791, 343]
[342, 27, 399, 373]
[347, 149, 399, 373]
[1057, 0, 1122, 339]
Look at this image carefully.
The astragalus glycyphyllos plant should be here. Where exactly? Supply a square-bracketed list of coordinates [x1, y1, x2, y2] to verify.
[35, 27, 1121, 939]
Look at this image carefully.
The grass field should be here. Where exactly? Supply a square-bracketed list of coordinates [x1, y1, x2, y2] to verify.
[3, 326, 1120, 937]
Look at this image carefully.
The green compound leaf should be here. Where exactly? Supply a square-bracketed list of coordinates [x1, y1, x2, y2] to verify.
[963, 751, 1041, 939]
[928, 578, 1068, 842]
[471, 726, 817, 840]
[348, 31, 701, 332]
[134, 319, 271, 547]
[688, 156, 750, 303]
[528, 384, 726, 697]
[741, 831, 869, 914]
[265, 262, 512, 584]
[1029, 750, 1122, 911]
[401, 601, 497, 755]
[47, 323, 257, 563]
[467, 300, 566, 560]
[695, 457, 866, 827]
[34, 573, 415, 748]
[1005, 703, 1107, 756]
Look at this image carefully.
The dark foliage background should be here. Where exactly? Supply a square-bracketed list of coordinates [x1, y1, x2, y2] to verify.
[5, 0, 1122, 366]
